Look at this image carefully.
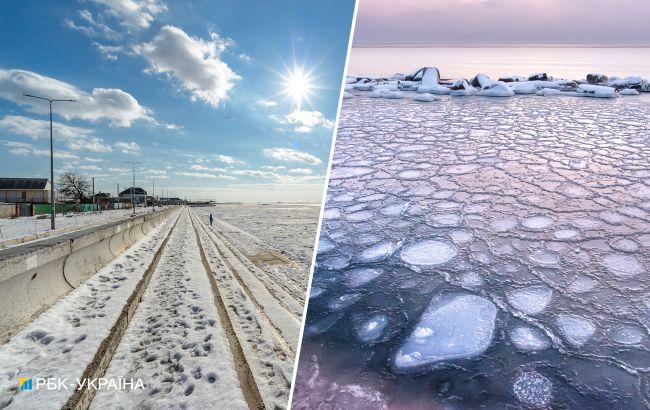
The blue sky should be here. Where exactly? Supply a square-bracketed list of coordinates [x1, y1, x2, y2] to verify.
[0, 0, 355, 202]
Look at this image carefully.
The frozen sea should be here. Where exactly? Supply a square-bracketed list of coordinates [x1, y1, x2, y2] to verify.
[293, 92, 650, 408]
[348, 45, 650, 80]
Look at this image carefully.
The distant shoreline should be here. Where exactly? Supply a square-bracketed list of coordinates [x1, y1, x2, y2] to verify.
[353, 43, 650, 49]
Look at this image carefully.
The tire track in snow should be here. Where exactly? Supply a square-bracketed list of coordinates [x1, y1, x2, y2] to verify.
[190, 215, 265, 409]
[193, 210, 303, 320]
[90, 209, 248, 409]
[191, 213, 294, 409]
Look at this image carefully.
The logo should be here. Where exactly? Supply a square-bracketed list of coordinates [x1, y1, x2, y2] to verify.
[19, 378, 32, 391]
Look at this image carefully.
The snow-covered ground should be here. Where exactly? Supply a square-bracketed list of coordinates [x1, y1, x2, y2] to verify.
[0, 205, 305, 409]
[93, 210, 248, 409]
[194, 204, 320, 299]
[0, 209, 180, 408]
[0, 207, 165, 245]
[294, 94, 650, 408]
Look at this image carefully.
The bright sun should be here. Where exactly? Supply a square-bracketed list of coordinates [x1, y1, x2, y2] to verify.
[282, 66, 315, 110]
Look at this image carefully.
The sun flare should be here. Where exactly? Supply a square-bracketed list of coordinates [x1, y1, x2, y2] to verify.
[282, 66, 315, 110]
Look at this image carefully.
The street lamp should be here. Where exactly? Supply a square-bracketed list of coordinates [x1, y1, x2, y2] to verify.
[125, 161, 142, 216]
[22, 93, 76, 230]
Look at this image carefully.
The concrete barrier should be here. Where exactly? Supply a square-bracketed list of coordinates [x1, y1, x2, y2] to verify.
[0, 206, 178, 342]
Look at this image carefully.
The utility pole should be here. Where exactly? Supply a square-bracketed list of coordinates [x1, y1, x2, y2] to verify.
[151, 178, 155, 208]
[22, 93, 76, 230]
[125, 161, 142, 216]
[92, 177, 95, 211]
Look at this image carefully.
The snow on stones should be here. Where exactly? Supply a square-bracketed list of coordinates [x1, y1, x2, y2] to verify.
[510, 326, 551, 351]
[576, 84, 618, 98]
[393, 294, 497, 370]
[602, 253, 645, 278]
[400, 240, 458, 267]
[477, 81, 515, 97]
[358, 242, 397, 263]
[417, 84, 451, 94]
[619, 88, 640, 96]
[555, 314, 596, 347]
[355, 314, 389, 343]
[512, 371, 553, 407]
[506, 286, 553, 315]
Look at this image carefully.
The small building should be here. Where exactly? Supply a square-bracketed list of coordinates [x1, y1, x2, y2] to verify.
[119, 187, 147, 204]
[0, 178, 52, 203]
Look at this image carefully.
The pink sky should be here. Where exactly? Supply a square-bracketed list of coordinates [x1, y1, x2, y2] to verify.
[354, 0, 650, 44]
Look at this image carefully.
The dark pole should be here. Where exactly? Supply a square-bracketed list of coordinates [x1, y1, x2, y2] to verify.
[49, 101, 54, 229]
[22, 94, 75, 230]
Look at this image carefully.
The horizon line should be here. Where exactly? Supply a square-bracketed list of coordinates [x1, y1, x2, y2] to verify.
[352, 42, 650, 48]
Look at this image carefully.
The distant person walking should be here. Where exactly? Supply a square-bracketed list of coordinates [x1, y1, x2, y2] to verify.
[209, 213, 213, 226]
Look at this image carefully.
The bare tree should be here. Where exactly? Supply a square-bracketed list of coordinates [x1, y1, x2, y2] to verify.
[57, 172, 90, 202]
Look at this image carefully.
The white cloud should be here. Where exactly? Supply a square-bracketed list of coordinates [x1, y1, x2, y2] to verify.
[78, 164, 102, 171]
[0, 69, 153, 127]
[2, 139, 79, 159]
[231, 169, 279, 179]
[256, 99, 277, 108]
[215, 154, 236, 164]
[286, 110, 335, 132]
[93, 43, 125, 60]
[176, 171, 236, 180]
[108, 167, 129, 173]
[114, 140, 140, 154]
[0, 115, 113, 153]
[278, 110, 334, 133]
[134, 26, 240, 107]
[190, 164, 227, 173]
[238, 53, 252, 62]
[263, 148, 322, 165]
[64, 9, 121, 40]
[90, 0, 166, 30]
[84, 157, 105, 163]
[288, 168, 313, 175]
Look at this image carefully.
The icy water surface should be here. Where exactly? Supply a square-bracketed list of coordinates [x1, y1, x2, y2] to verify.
[293, 94, 650, 408]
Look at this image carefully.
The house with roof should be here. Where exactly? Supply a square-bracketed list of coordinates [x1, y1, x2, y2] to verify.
[119, 187, 147, 204]
[0, 178, 53, 204]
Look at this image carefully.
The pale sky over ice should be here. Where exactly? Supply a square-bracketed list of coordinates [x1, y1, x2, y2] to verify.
[354, 0, 650, 44]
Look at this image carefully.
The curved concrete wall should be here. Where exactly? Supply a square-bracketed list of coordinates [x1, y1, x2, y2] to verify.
[0, 207, 178, 342]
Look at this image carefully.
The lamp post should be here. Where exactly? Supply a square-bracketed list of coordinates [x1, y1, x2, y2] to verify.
[22, 94, 76, 230]
[125, 161, 142, 216]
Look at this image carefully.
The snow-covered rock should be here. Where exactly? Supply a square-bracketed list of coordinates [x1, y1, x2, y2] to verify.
[499, 76, 527, 83]
[576, 84, 618, 98]
[511, 82, 538, 94]
[405, 67, 440, 85]
[476, 81, 515, 97]
[354, 83, 373, 91]
[470, 73, 495, 89]
[529, 72, 551, 81]
[536, 88, 565, 96]
[619, 88, 640, 96]
[587, 73, 608, 84]
[393, 294, 497, 370]
[369, 89, 386, 98]
[412, 93, 439, 102]
[397, 80, 419, 91]
[417, 84, 451, 94]
[449, 79, 476, 96]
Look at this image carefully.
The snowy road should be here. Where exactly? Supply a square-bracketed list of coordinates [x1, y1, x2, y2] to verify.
[0, 206, 301, 409]
[295, 94, 650, 408]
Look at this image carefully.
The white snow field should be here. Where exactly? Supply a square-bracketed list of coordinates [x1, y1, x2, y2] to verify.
[0, 207, 167, 247]
[293, 90, 650, 409]
[0, 205, 312, 409]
